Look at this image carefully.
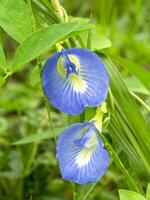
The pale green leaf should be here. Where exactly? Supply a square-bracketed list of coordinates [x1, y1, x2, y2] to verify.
[12, 127, 64, 145]
[92, 33, 111, 50]
[80, 29, 111, 50]
[12, 22, 92, 72]
[119, 189, 146, 200]
[111, 56, 150, 91]
[124, 76, 149, 95]
[0, 43, 6, 69]
[0, 0, 33, 43]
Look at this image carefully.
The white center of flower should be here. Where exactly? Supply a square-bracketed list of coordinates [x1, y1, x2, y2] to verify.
[69, 73, 87, 93]
[76, 148, 93, 167]
[75, 132, 98, 168]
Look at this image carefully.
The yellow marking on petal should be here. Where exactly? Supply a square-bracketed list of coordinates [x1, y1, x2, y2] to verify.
[57, 56, 66, 76]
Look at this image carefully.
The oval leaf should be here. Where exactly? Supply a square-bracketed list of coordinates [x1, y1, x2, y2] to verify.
[0, 0, 33, 43]
[80, 29, 111, 50]
[92, 33, 112, 50]
[119, 189, 146, 200]
[12, 22, 92, 72]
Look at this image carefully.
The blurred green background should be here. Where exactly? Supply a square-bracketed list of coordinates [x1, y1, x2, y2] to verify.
[0, 0, 150, 199]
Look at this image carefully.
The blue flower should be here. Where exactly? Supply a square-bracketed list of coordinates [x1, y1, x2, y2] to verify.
[56, 122, 109, 184]
[42, 48, 109, 115]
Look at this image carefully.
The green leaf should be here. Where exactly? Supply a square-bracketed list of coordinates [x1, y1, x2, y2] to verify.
[111, 56, 150, 91]
[12, 127, 64, 145]
[146, 184, 150, 200]
[0, 0, 33, 43]
[124, 76, 149, 95]
[103, 56, 150, 175]
[119, 189, 146, 200]
[92, 34, 111, 50]
[80, 29, 111, 50]
[12, 22, 92, 72]
[0, 43, 6, 69]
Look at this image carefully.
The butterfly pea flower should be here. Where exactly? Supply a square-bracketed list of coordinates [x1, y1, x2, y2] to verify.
[42, 48, 109, 115]
[56, 122, 109, 184]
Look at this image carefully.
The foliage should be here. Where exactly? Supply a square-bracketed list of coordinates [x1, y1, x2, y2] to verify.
[0, 0, 149, 199]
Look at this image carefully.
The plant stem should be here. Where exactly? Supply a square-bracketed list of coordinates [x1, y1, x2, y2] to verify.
[37, 58, 57, 143]
[75, 35, 86, 48]
[51, 0, 84, 48]
[4, 71, 12, 80]
[80, 111, 85, 123]
[29, 0, 56, 144]
[98, 131, 143, 194]
[27, 0, 36, 31]
[87, 29, 92, 49]
[24, 144, 38, 176]
[51, 0, 66, 22]
[73, 183, 78, 200]
[130, 91, 150, 112]
[45, 96, 57, 143]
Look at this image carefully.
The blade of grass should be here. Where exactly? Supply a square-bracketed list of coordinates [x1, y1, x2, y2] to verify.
[111, 56, 150, 91]
[101, 55, 150, 177]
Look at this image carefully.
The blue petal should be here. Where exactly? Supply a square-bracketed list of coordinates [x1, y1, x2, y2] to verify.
[42, 48, 109, 115]
[56, 122, 109, 184]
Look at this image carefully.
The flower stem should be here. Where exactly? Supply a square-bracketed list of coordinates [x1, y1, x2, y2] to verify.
[51, 0, 84, 48]
[73, 183, 78, 200]
[4, 71, 13, 80]
[130, 91, 150, 112]
[87, 29, 92, 50]
[51, 0, 67, 22]
[23, 144, 38, 176]
[37, 58, 57, 143]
